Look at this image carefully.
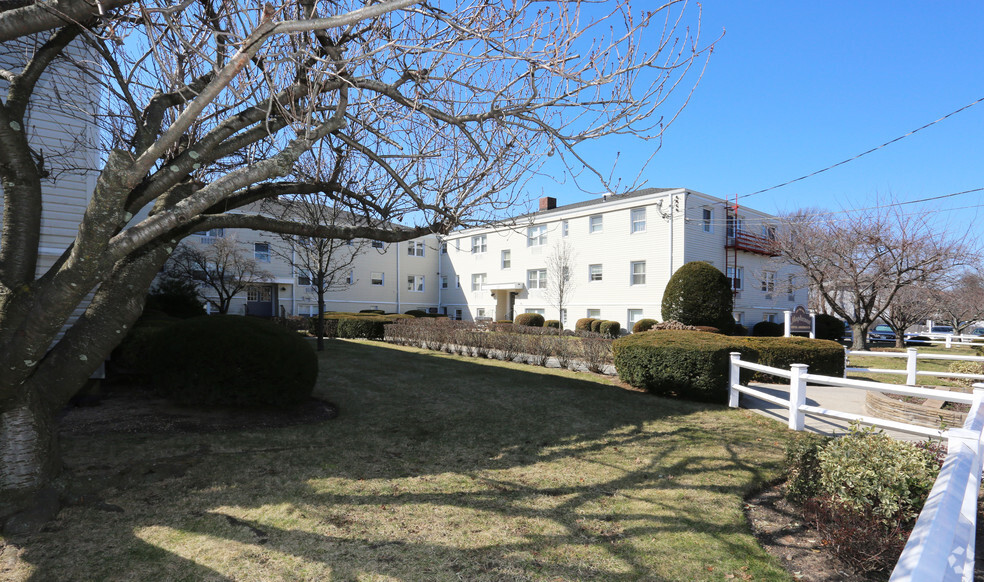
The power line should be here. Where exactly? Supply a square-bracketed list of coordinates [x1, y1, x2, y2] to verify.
[739, 96, 984, 200]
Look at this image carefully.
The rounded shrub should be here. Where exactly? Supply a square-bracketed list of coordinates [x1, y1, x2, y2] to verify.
[145, 277, 205, 319]
[514, 313, 545, 327]
[590, 319, 604, 333]
[337, 317, 386, 339]
[599, 320, 621, 338]
[752, 321, 784, 337]
[814, 313, 846, 342]
[544, 319, 561, 329]
[661, 261, 734, 331]
[145, 315, 317, 408]
[732, 324, 748, 336]
[632, 318, 657, 333]
[359, 309, 386, 315]
[575, 318, 597, 332]
[405, 309, 428, 317]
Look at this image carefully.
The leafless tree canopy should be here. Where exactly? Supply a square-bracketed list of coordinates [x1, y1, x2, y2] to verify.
[545, 240, 576, 325]
[776, 205, 966, 350]
[0, 0, 713, 495]
[934, 269, 984, 334]
[166, 237, 272, 314]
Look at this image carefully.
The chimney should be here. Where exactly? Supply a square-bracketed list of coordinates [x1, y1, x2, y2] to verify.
[539, 196, 557, 211]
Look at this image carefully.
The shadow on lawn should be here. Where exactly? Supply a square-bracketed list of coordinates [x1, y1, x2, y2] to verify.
[13, 339, 787, 581]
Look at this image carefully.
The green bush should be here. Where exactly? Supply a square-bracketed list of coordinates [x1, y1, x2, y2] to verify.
[599, 320, 621, 339]
[632, 318, 657, 333]
[752, 321, 783, 337]
[405, 309, 428, 317]
[337, 317, 387, 339]
[145, 315, 317, 408]
[814, 313, 845, 342]
[613, 330, 743, 402]
[661, 261, 734, 331]
[947, 360, 983, 387]
[514, 313, 545, 327]
[145, 276, 205, 319]
[112, 317, 178, 375]
[575, 318, 597, 332]
[590, 319, 604, 333]
[744, 336, 845, 379]
[359, 309, 386, 315]
[817, 425, 940, 523]
[732, 324, 748, 336]
[784, 433, 833, 502]
[544, 319, 561, 329]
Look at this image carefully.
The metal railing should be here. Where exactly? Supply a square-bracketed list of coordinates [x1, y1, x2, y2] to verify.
[727, 352, 984, 581]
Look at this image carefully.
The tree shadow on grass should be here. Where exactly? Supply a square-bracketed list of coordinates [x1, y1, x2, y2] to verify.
[13, 339, 791, 581]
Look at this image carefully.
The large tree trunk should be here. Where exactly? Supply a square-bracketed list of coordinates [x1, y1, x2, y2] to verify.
[0, 390, 59, 499]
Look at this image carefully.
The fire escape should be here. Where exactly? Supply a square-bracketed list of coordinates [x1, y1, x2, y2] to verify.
[724, 197, 780, 297]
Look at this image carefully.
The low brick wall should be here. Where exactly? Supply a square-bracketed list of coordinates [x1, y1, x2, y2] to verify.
[865, 391, 967, 430]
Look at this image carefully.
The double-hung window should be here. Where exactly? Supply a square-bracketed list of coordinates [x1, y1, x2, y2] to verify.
[727, 266, 743, 291]
[527, 269, 547, 289]
[589, 215, 603, 233]
[762, 271, 776, 294]
[407, 241, 425, 256]
[702, 208, 713, 232]
[407, 275, 424, 292]
[254, 242, 270, 262]
[501, 249, 511, 269]
[588, 264, 603, 282]
[527, 225, 547, 247]
[630, 208, 646, 233]
[371, 272, 384, 286]
[471, 273, 486, 291]
[630, 261, 646, 285]
[471, 235, 487, 254]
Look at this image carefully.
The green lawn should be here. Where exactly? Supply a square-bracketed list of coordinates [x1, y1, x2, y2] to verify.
[848, 344, 980, 388]
[3, 339, 794, 581]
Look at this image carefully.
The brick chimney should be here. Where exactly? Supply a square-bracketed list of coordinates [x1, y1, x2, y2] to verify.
[539, 196, 557, 211]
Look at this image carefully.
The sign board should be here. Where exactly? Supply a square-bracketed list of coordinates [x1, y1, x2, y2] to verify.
[789, 305, 812, 334]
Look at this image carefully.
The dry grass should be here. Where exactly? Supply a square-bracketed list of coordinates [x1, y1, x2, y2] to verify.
[2, 339, 793, 581]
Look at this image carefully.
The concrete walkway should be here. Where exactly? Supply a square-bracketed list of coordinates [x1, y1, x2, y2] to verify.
[738, 382, 939, 442]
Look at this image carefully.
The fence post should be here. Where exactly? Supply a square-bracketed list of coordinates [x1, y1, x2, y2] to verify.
[729, 352, 741, 408]
[809, 310, 816, 339]
[788, 364, 808, 431]
[945, 334, 953, 349]
[906, 348, 918, 386]
[783, 310, 792, 337]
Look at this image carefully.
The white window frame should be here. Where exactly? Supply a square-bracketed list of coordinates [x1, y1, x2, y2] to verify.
[254, 242, 270, 262]
[627, 309, 644, 329]
[407, 241, 425, 257]
[562, 220, 569, 237]
[501, 249, 511, 269]
[441, 275, 448, 289]
[527, 224, 547, 247]
[372, 240, 384, 249]
[471, 273, 486, 291]
[370, 272, 384, 286]
[476, 307, 487, 319]
[407, 274, 424, 292]
[587, 309, 601, 318]
[345, 270, 354, 285]
[588, 264, 603, 282]
[727, 266, 744, 291]
[525, 308, 545, 315]
[630, 261, 646, 285]
[762, 271, 776, 294]
[630, 208, 646, 233]
[764, 313, 777, 323]
[734, 312, 745, 325]
[471, 234, 487, 254]
[589, 214, 603, 233]
[527, 269, 547, 289]
[702, 208, 713, 233]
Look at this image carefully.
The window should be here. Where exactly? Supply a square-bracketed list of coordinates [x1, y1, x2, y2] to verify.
[471, 235, 487, 254]
[630, 261, 646, 285]
[527, 225, 547, 247]
[407, 241, 424, 256]
[441, 275, 448, 289]
[372, 240, 384, 249]
[471, 273, 486, 291]
[562, 220, 569, 237]
[297, 271, 312, 286]
[589, 214, 603, 233]
[560, 308, 567, 326]
[454, 309, 463, 320]
[588, 264, 603, 282]
[198, 228, 224, 243]
[345, 270, 354, 285]
[407, 274, 424, 292]
[456, 275, 461, 288]
[727, 266, 743, 291]
[761, 271, 776, 294]
[627, 309, 643, 329]
[702, 208, 713, 232]
[370, 272, 384, 286]
[787, 275, 796, 300]
[254, 242, 270, 262]
[726, 214, 743, 238]
[762, 225, 777, 240]
[527, 269, 547, 289]
[733, 312, 745, 325]
[477, 308, 487, 319]
[525, 308, 545, 315]
[764, 313, 777, 323]
[501, 249, 511, 269]
[587, 309, 601, 318]
[441, 242, 448, 254]
[630, 208, 646, 233]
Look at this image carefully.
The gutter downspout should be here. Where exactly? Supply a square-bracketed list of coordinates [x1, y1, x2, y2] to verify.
[396, 241, 401, 314]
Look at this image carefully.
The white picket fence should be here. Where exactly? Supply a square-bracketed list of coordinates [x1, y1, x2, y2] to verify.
[905, 332, 984, 349]
[846, 348, 984, 385]
[727, 352, 984, 581]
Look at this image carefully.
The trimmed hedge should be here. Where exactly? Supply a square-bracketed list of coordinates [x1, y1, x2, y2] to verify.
[632, 318, 657, 333]
[544, 319, 561, 329]
[599, 320, 621, 339]
[323, 312, 411, 339]
[814, 313, 845, 342]
[145, 315, 317, 408]
[753, 321, 784, 337]
[575, 317, 598, 332]
[590, 319, 604, 333]
[514, 313, 545, 327]
[613, 330, 845, 403]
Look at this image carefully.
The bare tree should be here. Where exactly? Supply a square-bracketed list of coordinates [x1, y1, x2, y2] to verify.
[776, 205, 965, 350]
[167, 236, 272, 315]
[270, 195, 366, 350]
[881, 284, 937, 348]
[934, 269, 984, 334]
[0, 1, 713, 502]
[545, 241, 577, 327]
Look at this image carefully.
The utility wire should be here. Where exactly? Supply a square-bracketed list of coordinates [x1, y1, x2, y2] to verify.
[739, 96, 984, 200]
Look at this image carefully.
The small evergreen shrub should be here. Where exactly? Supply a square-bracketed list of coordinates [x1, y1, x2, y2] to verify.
[145, 277, 206, 319]
[661, 261, 734, 331]
[405, 309, 428, 317]
[575, 318, 597, 332]
[145, 315, 317, 408]
[632, 318, 657, 333]
[731, 324, 748, 336]
[514, 313, 545, 327]
[590, 319, 604, 333]
[752, 321, 783, 337]
[337, 317, 386, 339]
[599, 320, 621, 339]
[784, 432, 832, 502]
[544, 319, 561, 329]
[814, 313, 845, 342]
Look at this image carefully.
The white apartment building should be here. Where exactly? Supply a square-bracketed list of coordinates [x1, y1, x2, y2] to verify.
[200, 187, 801, 331]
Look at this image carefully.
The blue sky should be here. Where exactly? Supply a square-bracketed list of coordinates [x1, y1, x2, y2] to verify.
[531, 1, 984, 234]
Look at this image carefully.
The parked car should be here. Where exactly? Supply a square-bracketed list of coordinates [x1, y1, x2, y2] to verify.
[867, 324, 896, 343]
[931, 325, 954, 334]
